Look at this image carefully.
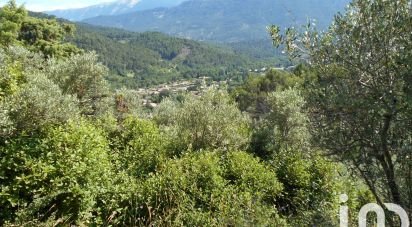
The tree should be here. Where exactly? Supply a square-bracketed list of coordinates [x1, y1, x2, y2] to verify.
[265, 89, 310, 150]
[231, 69, 303, 117]
[249, 88, 310, 159]
[18, 16, 80, 58]
[1, 73, 79, 137]
[0, 0, 26, 47]
[45, 52, 111, 117]
[248, 88, 346, 225]
[270, 0, 412, 212]
[153, 88, 251, 154]
[0, 0, 79, 58]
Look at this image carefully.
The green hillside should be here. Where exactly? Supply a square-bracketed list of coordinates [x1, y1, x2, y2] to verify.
[70, 23, 281, 88]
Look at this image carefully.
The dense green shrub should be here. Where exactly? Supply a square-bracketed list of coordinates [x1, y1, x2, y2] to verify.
[111, 116, 165, 178]
[45, 52, 111, 116]
[0, 46, 44, 100]
[0, 120, 114, 225]
[154, 88, 251, 154]
[1, 73, 79, 137]
[113, 151, 286, 226]
[273, 149, 340, 226]
[225, 151, 282, 202]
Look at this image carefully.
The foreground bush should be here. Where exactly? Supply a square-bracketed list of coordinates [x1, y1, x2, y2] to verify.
[154, 88, 251, 155]
[111, 151, 286, 226]
[0, 120, 114, 225]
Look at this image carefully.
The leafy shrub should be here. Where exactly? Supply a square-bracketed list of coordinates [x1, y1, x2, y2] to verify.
[111, 116, 165, 178]
[45, 52, 110, 116]
[0, 46, 44, 100]
[225, 151, 283, 202]
[154, 88, 251, 154]
[273, 149, 341, 226]
[113, 151, 286, 226]
[266, 88, 310, 150]
[0, 120, 114, 225]
[1, 73, 79, 136]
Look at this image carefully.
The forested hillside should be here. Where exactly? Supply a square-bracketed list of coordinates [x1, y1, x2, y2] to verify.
[31, 11, 288, 88]
[70, 23, 278, 88]
[228, 39, 284, 61]
[1, 0, 412, 226]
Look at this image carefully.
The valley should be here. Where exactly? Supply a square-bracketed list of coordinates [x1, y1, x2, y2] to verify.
[68, 22, 288, 88]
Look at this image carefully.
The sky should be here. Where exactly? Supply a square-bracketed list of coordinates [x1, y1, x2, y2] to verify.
[0, 0, 115, 12]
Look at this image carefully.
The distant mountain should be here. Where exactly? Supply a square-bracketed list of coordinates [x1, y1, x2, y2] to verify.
[46, 0, 188, 21]
[83, 0, 350, 42]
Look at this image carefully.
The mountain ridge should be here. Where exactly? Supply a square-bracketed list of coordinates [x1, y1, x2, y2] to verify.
[82, 0, 350, 42]
[46, 0, 188, 21]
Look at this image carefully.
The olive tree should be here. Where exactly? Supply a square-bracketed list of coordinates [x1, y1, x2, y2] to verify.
[266, 88, 310, 150]
[0, 46, 45, 100]
[153, 88, 251, 154]
[270, 0, 412, 212]
[1, 73, 79, 137]
[45, 52, 111, 117]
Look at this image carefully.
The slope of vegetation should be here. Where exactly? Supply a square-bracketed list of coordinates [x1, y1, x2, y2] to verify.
[1, 0, 411, 226]
[70, 23, 272, 88]
[31, 12, 288, 89]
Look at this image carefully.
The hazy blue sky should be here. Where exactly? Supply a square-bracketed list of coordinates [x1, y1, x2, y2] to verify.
[0, 0, 115, 11]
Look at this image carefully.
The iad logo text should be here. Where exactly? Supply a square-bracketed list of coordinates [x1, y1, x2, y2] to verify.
[340, 194, 410, 227]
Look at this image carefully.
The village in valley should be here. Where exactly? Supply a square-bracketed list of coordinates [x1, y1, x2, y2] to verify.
[137, 66, 291, 108]
[137, 77, 225, 108]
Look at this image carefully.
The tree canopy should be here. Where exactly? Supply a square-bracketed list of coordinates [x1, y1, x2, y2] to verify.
[0, 0, 79, 58]
[271, 0, 412, 219]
